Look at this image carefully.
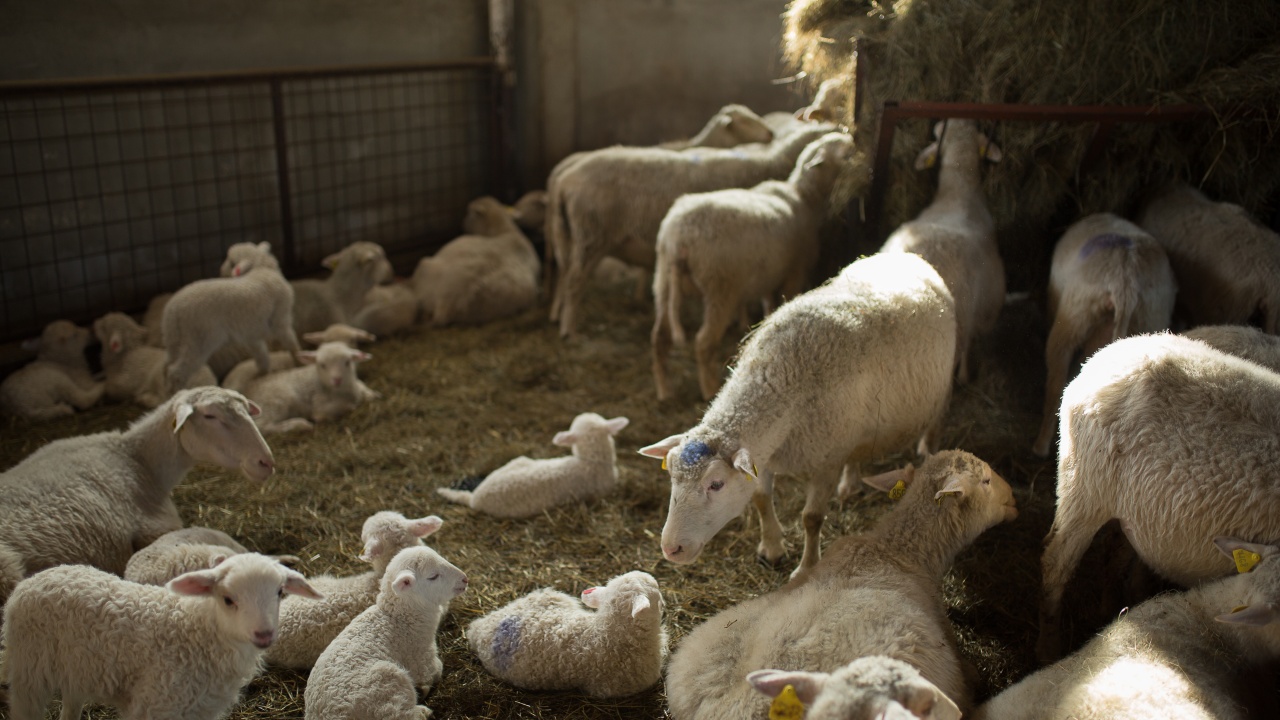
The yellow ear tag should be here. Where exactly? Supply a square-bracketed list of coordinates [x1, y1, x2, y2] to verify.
[753, 463, 759, 477]
[888, 479, 907, 501]
[661, 457, 667, 471]
[769, 684, 805, 720]
[1231, 605, 1249, 614]
[1233, 548, 1261, 574]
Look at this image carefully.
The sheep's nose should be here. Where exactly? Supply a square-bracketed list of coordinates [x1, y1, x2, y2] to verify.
[663, 544, 684, 559]
[252, 630, 275, 648]
[259, 458, 275, 473]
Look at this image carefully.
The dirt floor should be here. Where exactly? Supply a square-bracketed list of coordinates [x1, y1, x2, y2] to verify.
[0, 265, 1157, 719]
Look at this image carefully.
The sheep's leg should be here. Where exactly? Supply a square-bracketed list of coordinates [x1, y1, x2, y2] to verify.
[56, 376, 104, 410]
[7, 684, 49, 720]
[58, 696, 85, 720]
[23, 403, 75, 422]
[651, 302, 675, 402]
[752, 469, 786, 566]
[1037, 500, 1111, 663]
[695, 296, 737, 401]
[954, 333, 971, 385]
[248, 340, 273, 376]
[793, 464, 839, 578]
[557, 256, 593, 339]
[836, 463, 862, 500]
[1034, 318, 1085, 457]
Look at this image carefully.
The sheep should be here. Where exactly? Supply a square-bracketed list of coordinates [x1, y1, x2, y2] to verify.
[639, 251, 956, 575]
[291, 241, 394, 335]
[265, 511, 444, 670]
[0, 386, 274, 606]
[747, 656, 961, 720]
[1183, 324, 1280, 373]
[1138, 182, 1280, 333]
[651, 131, 856, 401]
[239, 341, 379, 435]
[794, 75, 851, 123]
[978, 538, 1280, 720]
[549, 121, 838, 338]
[94, 311, 217, 408]
[143, 291, 172, 346]
[1036, 331, 1280, 663]
[880, 119, 1005, 387]
[162, 241, 302, 391]
[1031, 213, 1176, 456]
[0, 319, 104, 422]
[124, 526, 301, 586]
[303, 545, 467, 720]
[664, 451, 1017, 719]
[436, 412, 630, 519]
[468, 570, 666, 699]
[221, 323, 375, 393]
[2, 553, 322, 720]
[353, 280, 420, 336]
[412, 196, 541, 327]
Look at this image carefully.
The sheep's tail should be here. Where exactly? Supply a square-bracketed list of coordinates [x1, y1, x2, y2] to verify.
[435, 487, 474, 507]
[1110, 252, 1140, 342]
[654, 237, 688, 347]
[546, 186, 569, 321]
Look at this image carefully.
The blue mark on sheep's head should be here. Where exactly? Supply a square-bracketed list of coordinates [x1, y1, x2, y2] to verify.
[679, 439, 714, 468]
[1079, 233, 1133, 259]
[491, 615, 522, 672]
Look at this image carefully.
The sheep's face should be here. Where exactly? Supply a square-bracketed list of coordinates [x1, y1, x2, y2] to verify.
[168, 554, 321, 649]
[640, 435, 756, 564]
[220, 241, 278, 277]
[306, 342, 369, 392]
[93, 313, 147, 361]
[27, 319, 93, 365]
[748, 656, 961, 720]
[719, 105, 774, 146]
[173, 387, 275, 482]
[581, 571, 663, 621]
[926, 451, 1017, 531]
[462, 196, 515, 236]
[386, 546, 468, 606]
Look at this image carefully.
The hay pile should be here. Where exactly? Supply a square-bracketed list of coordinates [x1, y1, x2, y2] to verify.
[784, 0, 1280, 289]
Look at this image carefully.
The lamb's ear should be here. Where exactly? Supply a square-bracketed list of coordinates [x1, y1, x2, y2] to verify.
[732, 447, 757, 479]
[297, 351, 318, 365]
[408, 515, 444, 538]
[246, 400, 262, 417]
[270, 554, 302, 567]
[392, 570, 416, 595]
[168, 568, 219, 596]
[320, 251, 342, 270]
[208, 553, 230, 568]
[638, 434, 683, 459]
[302, 331, 325, 345]
[352, 350, 372, 363]
[979, 133, 1003, 163]
[173, 401, 196, 433]
[604, 416, 630, 435]
[630, 594, 652, 618]
[904, 680, 963, 720]
[1216, 603, 1276, 627]
[861, 464, 915, 493]
[935, 473, 969, 503]
[915, 141, 940, 170]
[108, 331, 123, 353]
[359, 537, 383, 562]
[257, 241, 272, 254]
[1213, 537, 1275, 574]
[283, 569, 323, 600]
[580, 586, 605, 609]
[552, 430, 577, 447]
[745, 668, 826, 705]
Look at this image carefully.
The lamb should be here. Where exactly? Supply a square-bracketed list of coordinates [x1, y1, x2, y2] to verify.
[0, 319, 103, 421]
[639, 251, 956, 575]
[95, 311, 217, 408]
[1183, 324, 1280, 372]
[221, 322, 375, 393]
[1036, 332, 1280, 662]
[1138, 182, 1280, 333]
[468, 570, 666, 698]
[353, 280, 420, 336]
[1031, 213, 1176, 456]
[747, 656, 961, 720]
[291, 241, 394, 335]
[436, 412, 630, 518]
[664, 451, 1017, 719]
[412, 195, 541, 326]
[162, 241, 302, 391]
[303, 545, 468, 720]
[0, 386, 274, 605]
[239, 341, 379, 435]
[2, 553, 322, 720]
[651, 131, 856, 400]
[124, 526, 301, 586]
[549, 121, 837, 338]
[795, 75, 851, 123]
[266, 511, 445, 670]
[143, 291, 172, 346]
[979, 538, 1280, 720]
[880, 119, 1005, 387]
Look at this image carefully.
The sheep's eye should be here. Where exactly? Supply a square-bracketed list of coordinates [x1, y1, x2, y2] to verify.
[708, 480, 724, 492]
[427, 573, 440, 581]
[223, 595, 235, 607]
[982, 477, 991, 485]
[204, 414, 217, 420]
[278, 589, 285, 598]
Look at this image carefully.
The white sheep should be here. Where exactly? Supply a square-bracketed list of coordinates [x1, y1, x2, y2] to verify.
[794, 75, 851, 123]
[1036, 331, 1280, 662]
[979, 538, 1280, 720]
[549, 121, 837, 338]
[124, 526, 300, 586]
[748, 655, 961, 720]
[1031, 213, 1176, 456]
[2, 553, 321, 720]
[142, 291, 172, 346]
[0, 319, 104, 422]
[664, 451, 1017, 719]
[162, 241, 302, 391]
[468, 570, 666, 698]
[436, 412, 629, 519]
[1138, 182, 1280, 333]
[95, 311, 217, 408]
[0, 386, 274, 605]
[220, 323, 375, 393]
[1182, 324, 1280, 373]
[239, 341, 379, 435]
[412, 196, 541, 326]
[303, 545, 468, 720]
[354, 281, 420, 336]
[266, 511, 444, 670]
[651, 131, 856, 400]
[291, 241, 394, 335]
[639, 251, 956, 575]
[880, 119, 1005, 387]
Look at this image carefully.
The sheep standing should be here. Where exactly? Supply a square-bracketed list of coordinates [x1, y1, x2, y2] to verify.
[639, 251, 956, 575]
[95, 311, 217, 408]
[436, 412, 629, 518]
[664, 451, 1017, 719]
[239, 341, 379, 435]
[162, 241, 301, 392]
[747, 656, 961, 720]
[1031, 213, 1176, 456]
[651, 131, 856, 401]
[880, 119, 1005, 386]
[0, 386, 274, 606]
[980, 538, 1280, 720]
[1037, 332, 1280, 662]
[291, 241, 394, 335]
[468, 570, 666, 698]
[0, 319, 103, 421]
[1138, 183, 1280, 333]
[2, 554, 321, 720]
[266, 511, 444, 670]
[304, 545, 468, 720]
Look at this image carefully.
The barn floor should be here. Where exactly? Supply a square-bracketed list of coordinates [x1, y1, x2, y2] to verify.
[1, 268, 1158, 719]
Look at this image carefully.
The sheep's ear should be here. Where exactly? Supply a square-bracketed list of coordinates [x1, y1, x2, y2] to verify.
[173, 401, 196, 433]
[732, 447, 757, 479]
[302, 331, 325, 345]
[208, 553, 230, 568]
[631, 594, 651, 618]
[1216, 603, 1276, 627]
[270, 554, 302, 567]
[408, 515, 444, 538]
[638, 434, 683, 459]
[392, 570, 416, 594]
[580, 586, 605, 609]
[108, 331, 123, 353]
[861, 464, 915, 493]
[604, 416, 630, 435]
[746, 668, 826, 705]
[283, 569, 323, 600]
[256, 241, 272, 254]
[352, 350, 372, 363]
[320, 250, 343, 270]
[552, 430, 577, 447]
[905, 681, 963, 720]
[915, 142, 940, 170]
[933, 120, 946, 138]
[359, 537, 383, 562]
[246, 400, 262, 417]
[1213, 537, 1275, 574]
[979, 134, 1003, 163]
[297, 351, 318, 365]
[168, 569, 219, 596]
[935, 473, 968, 503]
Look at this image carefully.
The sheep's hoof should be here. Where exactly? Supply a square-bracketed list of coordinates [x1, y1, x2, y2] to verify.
[756, 551, 790, 570]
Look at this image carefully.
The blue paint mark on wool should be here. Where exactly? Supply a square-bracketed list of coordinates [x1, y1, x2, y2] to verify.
[1079, 233, 1133, 259]
[491, 615, 522, 672]
[680, 440, 713, 467]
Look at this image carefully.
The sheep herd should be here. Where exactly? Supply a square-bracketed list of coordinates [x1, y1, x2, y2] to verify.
[1, 80, 1279, 720]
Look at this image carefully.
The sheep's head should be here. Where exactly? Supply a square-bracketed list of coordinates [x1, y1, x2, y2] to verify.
[714, 104, 774, 146]
[93, 312, 148, 362]
[463, 196, 520, 237]
[299, 342, 370, 392]
[748, 656, 961, 720]
[382, 546, 468, 607]
[24, 319, 94, 365]
[360, 511, 443, 567]
[220, 241, 279, 277]
[167, 553, 321, 649]
[511, 190, 548, 231]
[863, 451, 1017, 533]
[322, 241, 392, 285]
[914, 119, 1001, 171]
[1213, 538, 1280, 627]
[170, 386, 275, 482]
[580, 570, 663, 622]
[552, 412, 630, 447]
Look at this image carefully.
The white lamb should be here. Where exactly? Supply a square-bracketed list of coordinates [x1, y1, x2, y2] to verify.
[1036, 332, 1280, 662]
[95, 311, 216, 408]
[880, 119, 1005, 386]
[353, 280, 420, 336]
[0, 319, 103, 421]
[162, 241, 302, 391]
[639, 251, 956, 575]
[239, 341, 379, 435]
[436, 412, 629, 519]
[979, 538, 1280, 720]
[220, 322, 375, 393]
[651, 131, 856, 401]
[794, 75, 851, 124]
[664, 451, 1017, 719]
[266, 511, 444, 670]
[468, 570, 666, 698]
[291, 241, 394, 335]
[1031, 213, 1176, 456]
[748, 655, 961, 720]
[1138, 182, 1280, 333]
[1182, 324, 1280, 372]
[2, 553, 321, 720]
[0, 386, 274, 605]
[124, 526, 300, 586]
[304, 545, 468, 720]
